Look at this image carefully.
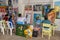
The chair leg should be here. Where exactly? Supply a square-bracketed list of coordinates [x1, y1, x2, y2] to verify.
[10, 28, 12, 36]
[42, 33, 43, 38]
[49, 34, 51, 40]
[53, 30, 54, 36]
[7, 29, 9, 34]
[2, 28, 4, 35]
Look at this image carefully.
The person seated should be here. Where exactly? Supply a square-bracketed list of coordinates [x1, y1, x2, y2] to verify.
[16, 14, 25, 24]
[42, 16, 51, 24]
[3, 14, 8, 21]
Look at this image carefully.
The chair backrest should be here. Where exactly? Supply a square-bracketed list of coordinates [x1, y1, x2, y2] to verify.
[42, 23, 52, 30]
[43, 23, 51, 27]
[6, 21, 13, 29]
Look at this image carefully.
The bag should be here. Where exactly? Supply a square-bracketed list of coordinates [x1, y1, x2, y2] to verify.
[32, 30, 38, 37]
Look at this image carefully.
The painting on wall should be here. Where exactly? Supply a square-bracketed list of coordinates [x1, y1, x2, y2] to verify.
[25, 5, 32, 10]
[54, 1, 60, 19]
[33, 13, 42, 25]
[25, 13, 32, 24]
[42, 4, 51, 17]
[33, 4, 42, 11]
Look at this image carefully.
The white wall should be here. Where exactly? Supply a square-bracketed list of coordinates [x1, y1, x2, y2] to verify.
[17, 0, 54, 15]
[55, 19, 60, 31]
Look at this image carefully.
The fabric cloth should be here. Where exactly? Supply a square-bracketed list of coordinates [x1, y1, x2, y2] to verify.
[36, 20, 42, 25]
[42, 20, 51, 24]
[36, 20, 42, 27]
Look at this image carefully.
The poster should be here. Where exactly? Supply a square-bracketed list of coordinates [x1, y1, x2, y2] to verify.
[33, 4, 42, 11]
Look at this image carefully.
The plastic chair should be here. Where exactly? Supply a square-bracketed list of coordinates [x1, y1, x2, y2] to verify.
[42, 23, 52, 40]
[6, 21, 13, 35]
[0, 20, 6, 35]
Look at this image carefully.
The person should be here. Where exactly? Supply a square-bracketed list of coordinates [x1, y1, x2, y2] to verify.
[3, 14, 9, 21]
[42, 8, 56, 25]
[8, 16, 13, 24]
[16, 14, 25, 24]
[47, 8, 56, 24]
[42, 16, 51, 24]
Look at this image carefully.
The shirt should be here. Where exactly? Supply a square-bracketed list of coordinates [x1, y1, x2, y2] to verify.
[17, 17, 25, 24]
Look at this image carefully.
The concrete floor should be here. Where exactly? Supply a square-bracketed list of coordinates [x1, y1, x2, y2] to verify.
[0, 31, 60, 40]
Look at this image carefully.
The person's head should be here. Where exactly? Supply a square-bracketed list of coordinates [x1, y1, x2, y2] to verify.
[47, 8, 55, 23]
[5, 14, 8, 16]
[9, 16, 12, 19]
[18, 14, 21, 17]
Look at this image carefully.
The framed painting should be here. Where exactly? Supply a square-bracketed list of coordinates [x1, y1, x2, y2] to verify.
[33, 4, 42, 11]
[42, 4, 51, 17]
[25, 11, 33, 24]
[54, 1, 60, 19]
[25, 5, 32, 10]
[33, 13, 43, 26]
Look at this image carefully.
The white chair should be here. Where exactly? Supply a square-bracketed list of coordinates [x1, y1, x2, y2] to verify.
[0, 20, 5, 35]
[6, 21, 13, 36]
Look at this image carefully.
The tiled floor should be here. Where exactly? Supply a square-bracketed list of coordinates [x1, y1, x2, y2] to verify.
[0, 31, 60, 40]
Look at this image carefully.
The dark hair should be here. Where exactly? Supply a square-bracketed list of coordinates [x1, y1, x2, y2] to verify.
[5, 14, 8, 16]
[18, 14, 21, 17]
[9, 16, 12, 19]
[44, 15, 48, 20]
[48, 8, 54, 13]
[44, 8, 54, 20]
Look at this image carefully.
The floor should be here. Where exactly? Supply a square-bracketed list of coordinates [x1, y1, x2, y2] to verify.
[0, 31, 60, 40]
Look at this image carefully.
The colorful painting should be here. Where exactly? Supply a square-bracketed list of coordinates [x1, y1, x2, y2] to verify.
[42, 4, 51, 17]
[33, 13, 42, 25]
[54, 1, 60, 19]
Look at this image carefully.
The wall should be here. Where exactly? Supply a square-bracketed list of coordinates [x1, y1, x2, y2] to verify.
[17, 0, 54, 15]
[55, 19, 60, 31]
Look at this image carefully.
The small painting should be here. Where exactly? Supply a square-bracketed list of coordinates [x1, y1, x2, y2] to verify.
[33, 4, 42, 11]
[25, 5, 32, 10]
